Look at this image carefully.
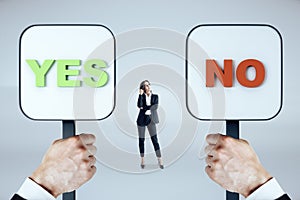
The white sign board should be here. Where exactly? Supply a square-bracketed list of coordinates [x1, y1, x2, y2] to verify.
[186, 24, 282, 120]
[20, 25, 115, 120]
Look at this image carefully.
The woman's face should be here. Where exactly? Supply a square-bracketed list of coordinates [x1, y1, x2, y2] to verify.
[143, 81, 151, 94]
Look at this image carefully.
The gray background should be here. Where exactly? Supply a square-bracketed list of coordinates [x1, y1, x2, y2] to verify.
[1, 0, 300, 199]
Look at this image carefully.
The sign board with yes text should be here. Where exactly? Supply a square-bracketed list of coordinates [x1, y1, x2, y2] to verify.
[20, 25, 115, 120]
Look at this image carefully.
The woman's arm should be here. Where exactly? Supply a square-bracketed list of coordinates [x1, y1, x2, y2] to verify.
[137, 94, 144, 109]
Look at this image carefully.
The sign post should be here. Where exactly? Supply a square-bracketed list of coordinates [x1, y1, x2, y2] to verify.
[226, 120, 239, 200]
[62, 120, 76, 200]
[19, 24, 115, 200]
[186, 24, 283, 200]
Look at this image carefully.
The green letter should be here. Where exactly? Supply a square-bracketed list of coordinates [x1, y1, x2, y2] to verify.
[83, 59, 109, 88]
[57, 60, 81, 87]
[26, 59, 55, 87]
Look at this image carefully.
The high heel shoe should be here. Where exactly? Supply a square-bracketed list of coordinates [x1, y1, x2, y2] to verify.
[158, 158, 164, 169]
[140, 157, 145, 169]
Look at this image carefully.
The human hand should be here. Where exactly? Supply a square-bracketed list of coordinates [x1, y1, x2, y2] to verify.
[139, 89, 144, 95]
[204, 133, 272, 197]
[30, 134, 97, 198]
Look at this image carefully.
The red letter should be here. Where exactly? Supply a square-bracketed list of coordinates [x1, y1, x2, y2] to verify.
[236, 59, 265, 88]
[206, 59, 233, 87]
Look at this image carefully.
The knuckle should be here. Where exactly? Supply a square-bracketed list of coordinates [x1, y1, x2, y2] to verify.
[220, 136, 237, 147]
[52, 139, 60, 145]
[221, 135, 232, 144]
[90, 156, 96, 163]
[241, 139, 249, 145]
[217, 148, 226, 156]
[68, 135, 81, 145]
[79, 147, 87, 155]
[205, 165, 211, 174]
[84, 166, 97, 178]
[76, 147, 87, 158]
[81, 159, 90, 168]
[215, 148, 229, 161]
[214, 161, 222, 169]
[90, 166, 97, 175]
[214, 148, 222, 157]
[206, 155, 214, 163]
[204, 145, 212, 154]
[205, 166, 216, 179]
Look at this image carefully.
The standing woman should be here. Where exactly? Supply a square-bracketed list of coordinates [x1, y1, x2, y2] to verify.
[137, 80, 164, 169]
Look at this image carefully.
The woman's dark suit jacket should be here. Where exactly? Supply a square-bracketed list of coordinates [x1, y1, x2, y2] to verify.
[136, 93, 159, 126]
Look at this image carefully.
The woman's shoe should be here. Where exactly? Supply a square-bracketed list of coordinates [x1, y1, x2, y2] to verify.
[140, 157, 145, 169]
[158, 158, 164, 169]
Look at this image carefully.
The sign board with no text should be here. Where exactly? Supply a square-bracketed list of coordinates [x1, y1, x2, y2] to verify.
[186, 24, 282, 120]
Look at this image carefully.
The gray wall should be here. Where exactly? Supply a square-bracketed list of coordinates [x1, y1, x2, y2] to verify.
[1, 0, 300, 199]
